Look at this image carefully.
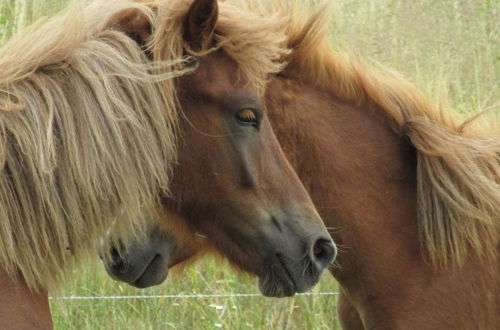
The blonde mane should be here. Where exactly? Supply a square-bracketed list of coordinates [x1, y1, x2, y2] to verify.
[243, 0, 499, 268]
[0, 0, 293, 291]
[0, 0, 187, 291]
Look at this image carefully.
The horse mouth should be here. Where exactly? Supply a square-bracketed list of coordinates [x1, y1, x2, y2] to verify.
[131, 253, 164, 288]
[276, 253, 298, 295]
[258, 253, 298, 297]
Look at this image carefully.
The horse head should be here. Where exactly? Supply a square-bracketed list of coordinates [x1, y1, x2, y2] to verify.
[105, 0, 335, 297]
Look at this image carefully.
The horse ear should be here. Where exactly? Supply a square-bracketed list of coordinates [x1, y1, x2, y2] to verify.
[108, 8, 153, 47]
[183, 0, 219, 52]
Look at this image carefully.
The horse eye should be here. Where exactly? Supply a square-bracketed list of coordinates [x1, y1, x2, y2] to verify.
[235, 109, 259, 127]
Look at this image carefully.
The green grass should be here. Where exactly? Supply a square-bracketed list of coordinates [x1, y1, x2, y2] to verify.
[0, 0, 67, 42]
[1, 0, 499, 329]
[329, 0, 499, 115]
[50, 258, 340, 329]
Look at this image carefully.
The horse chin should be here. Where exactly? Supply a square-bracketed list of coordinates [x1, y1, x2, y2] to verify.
[104, 225, 177, 288]
[105, 248, 170, 288]
[129, 254, 169, 289]
[258, 274, 296, 298]
[257, 254, 320, 298]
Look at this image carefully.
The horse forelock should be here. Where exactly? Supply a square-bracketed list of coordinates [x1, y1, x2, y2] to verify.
[0, 0, 186, 291]
[253, 1, 499, 268]
[150, 0, 290, 97]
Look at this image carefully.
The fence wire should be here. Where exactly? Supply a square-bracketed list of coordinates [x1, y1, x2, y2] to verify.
[49, 292, 339, 300]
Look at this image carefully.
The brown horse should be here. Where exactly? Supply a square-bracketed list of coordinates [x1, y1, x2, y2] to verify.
[105, 1, 500, 329]
[0, 0, 335, 328]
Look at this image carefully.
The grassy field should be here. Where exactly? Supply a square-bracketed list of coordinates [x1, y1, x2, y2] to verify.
[1, 0, 499, 329]
[50, 259, 340, 329]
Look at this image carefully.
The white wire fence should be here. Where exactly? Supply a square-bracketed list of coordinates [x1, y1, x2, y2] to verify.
[49, 291, 339, 300]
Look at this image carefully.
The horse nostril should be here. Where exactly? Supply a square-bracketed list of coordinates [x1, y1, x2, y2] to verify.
[310, 238, 336, 271]
[110, 247, 128, 274]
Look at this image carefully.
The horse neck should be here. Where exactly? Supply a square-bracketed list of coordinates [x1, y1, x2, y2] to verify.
[267, 75, 421, 274]
[0, 270, 52, 329]
[266, 76, 498, 327]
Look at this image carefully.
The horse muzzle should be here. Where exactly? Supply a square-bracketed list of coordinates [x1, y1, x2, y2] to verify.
[257, 232, 336, 297]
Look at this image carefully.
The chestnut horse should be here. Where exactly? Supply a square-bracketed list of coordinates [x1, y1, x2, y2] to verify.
[105, 1, 500, 329]
[0, 0, 335, 328]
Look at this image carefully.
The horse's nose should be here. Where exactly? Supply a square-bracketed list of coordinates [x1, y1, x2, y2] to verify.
[110, 247, 129, 274]
[309, 238, 336, 272]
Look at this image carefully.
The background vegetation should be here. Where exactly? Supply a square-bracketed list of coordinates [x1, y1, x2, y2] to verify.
[1, 0, 498, 329]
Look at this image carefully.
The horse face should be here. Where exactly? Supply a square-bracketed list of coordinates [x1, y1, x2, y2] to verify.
[167, 50, 334, 297]
[105, 0, 335, 297]
[106, 54, 336, 297]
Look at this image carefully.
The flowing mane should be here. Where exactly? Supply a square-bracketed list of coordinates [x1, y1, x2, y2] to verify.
[0, 0, 185, 291]
[245, 0, 499, 268]
[0, 0, 294, 291]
